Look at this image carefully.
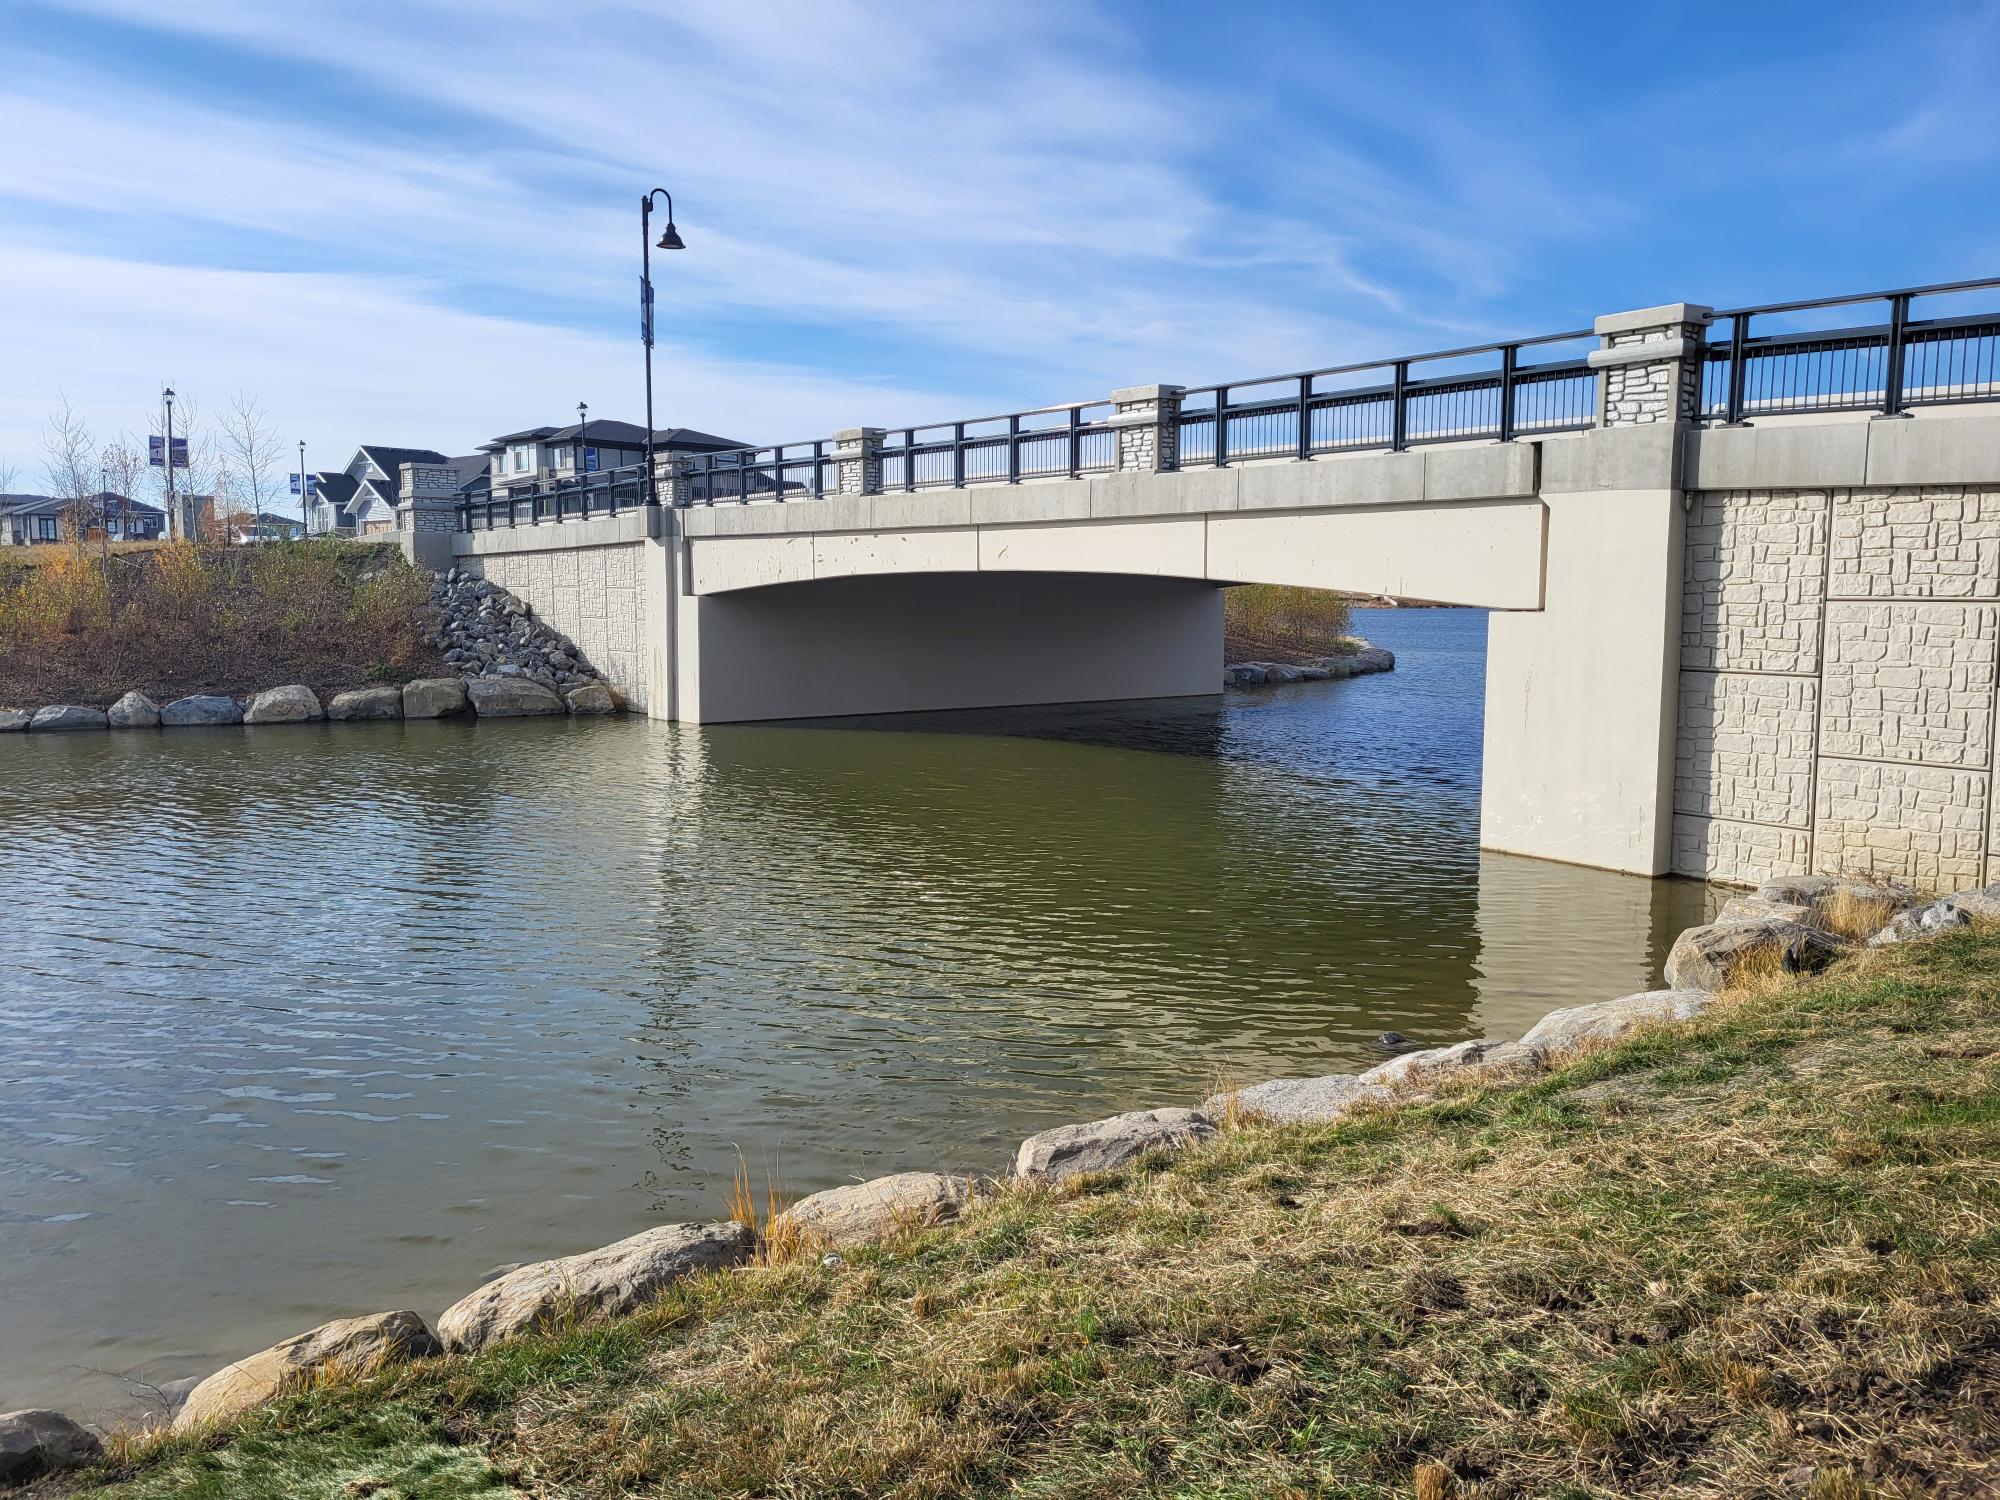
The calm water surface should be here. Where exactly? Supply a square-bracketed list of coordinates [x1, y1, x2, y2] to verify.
[0, 609, 1714, 1415]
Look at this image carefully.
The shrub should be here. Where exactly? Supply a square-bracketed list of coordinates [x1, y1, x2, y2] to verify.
[1223, 583, 1353, 662]
[0, 540, 446, 706]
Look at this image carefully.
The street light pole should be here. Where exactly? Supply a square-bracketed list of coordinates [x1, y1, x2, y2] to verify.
[640, 188, 684, 506]
[163, 386, 178, 542]
[299, 438, 308, 538]
[576, 400, 589, 514]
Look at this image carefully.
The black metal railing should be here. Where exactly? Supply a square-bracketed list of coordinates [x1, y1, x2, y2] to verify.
[684, 441, 838, 505]
[875, 402, 1118, 490]
[1700, 277, 2000, 423]
[455, 277, 2000, 529]
[458, 464, 650, 530]
[1177, 331, 1595, 466]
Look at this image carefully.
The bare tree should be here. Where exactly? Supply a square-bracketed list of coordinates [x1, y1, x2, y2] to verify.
[218, 393, 284, 542]
[97, 434, 149, 549]
[42, 396, 99, 551]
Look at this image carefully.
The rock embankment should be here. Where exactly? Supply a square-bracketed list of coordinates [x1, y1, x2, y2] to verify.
[1225, 642, 1394, 688]
[431, 569, 606, 701]
[0, 571, 622, 734]
[16, 871, 1997, 1476]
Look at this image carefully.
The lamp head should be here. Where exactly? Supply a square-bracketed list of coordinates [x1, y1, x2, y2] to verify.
[655, 221, 685, 251]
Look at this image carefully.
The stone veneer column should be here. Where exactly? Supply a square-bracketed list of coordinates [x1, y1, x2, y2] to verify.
[833, 428, 884, 495]
[397, 464, 460, 570]
[652, 452, 693, 507]
[1589, 303, 1713, 428]
[1110, 385, 1185, 473]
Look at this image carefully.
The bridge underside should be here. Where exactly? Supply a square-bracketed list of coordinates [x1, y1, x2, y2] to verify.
[675, 571, 1223, 724]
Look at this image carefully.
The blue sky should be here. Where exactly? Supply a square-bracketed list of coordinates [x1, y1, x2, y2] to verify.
[2, 0, 1997, 485]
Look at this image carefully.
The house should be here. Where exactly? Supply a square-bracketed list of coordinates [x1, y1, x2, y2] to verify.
[0, 492, 167, 544]
[480, 420, 747, 501]
[305, 445, 447, 536]
[228, 511, 308, 543]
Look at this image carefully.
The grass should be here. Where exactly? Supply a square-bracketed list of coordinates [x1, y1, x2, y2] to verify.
[1223, 584, 1356, 665]
[0, 539, 445, 706]
[42, 926, 2000, 1499]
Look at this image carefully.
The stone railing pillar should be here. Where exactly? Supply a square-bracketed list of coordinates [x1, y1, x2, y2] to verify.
[833, 427, 884, 495]
[1109, 384, 1185, 473]
[397, 464, 460, 569]
[652, 451, 694, 508]
[1589, 303, 1713, 428]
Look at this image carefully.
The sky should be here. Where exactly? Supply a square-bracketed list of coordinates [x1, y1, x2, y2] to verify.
[2, 0, 1998, 495]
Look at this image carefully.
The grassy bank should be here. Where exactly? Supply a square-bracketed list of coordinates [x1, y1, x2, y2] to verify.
[1223, 584, 1356, 665]
[0, 541, 444, 707]
[47, 926, 2000, 1499]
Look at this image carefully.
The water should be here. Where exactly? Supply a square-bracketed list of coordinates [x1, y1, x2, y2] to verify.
[0, 609, 1712, 1417]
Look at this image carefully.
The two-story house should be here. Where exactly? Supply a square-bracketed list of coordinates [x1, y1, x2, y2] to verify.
[480, 420, 746, 501]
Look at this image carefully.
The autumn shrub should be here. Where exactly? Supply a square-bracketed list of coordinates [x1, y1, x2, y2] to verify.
[1223, 583, 1354, 662]
[0, 539, 446, 706]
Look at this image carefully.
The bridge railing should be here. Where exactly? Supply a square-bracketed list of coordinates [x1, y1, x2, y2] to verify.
[1698, 277, 2000, 422]
[1176, 330, 1596, 466]
[452, 276, 2000, 529]
[459, 464, 649, 529]
[877, 402, 1119, 490]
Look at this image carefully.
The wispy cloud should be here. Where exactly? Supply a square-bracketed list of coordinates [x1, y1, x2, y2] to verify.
[3, 0, 1993, 475]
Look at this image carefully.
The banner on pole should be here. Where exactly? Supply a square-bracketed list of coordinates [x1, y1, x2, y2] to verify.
[151, 436, 189, 468]
[640, 276, 654, 348]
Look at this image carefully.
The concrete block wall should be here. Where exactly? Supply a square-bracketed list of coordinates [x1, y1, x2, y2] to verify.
[461, 539, 652, 711]
[1674, 484, 2000, 889]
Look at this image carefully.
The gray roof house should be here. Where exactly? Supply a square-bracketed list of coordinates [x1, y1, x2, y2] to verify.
[1, 491, 167, 545]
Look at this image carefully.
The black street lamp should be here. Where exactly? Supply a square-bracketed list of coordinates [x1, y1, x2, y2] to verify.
[640, 188, 684, 506]
[576, 400, 589, 507]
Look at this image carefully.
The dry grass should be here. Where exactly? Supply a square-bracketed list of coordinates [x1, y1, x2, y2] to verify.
[1817, 889, 1910, 943]
[0, 539, 444, 706]
[59, 926, 2000, 1500]
[1223, 583, 1355, 664]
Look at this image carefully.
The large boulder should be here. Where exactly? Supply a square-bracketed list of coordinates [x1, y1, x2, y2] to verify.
[173, 1311, 440, 1432]
[1665, 918, 1848, 991]
[29, 704, 107, 731]
[1013, 1108, 1215, 1185]
[1518, 989, 1718, 1053]
[1360, 1038, 1541, 1088]
[160, 694, 243, 727]
[402, 677, 470, 719]
[1869, 882, 2000, 946]
[326, 686, 403, 721]
[1204, 1074, 1393, 1125]
[106, 691, 161, 729]
[243, 684, 323, 724]
[784, 1172, 980, 1247]
[0, 1409, 102, 1483]
[566, 682, 616, 716]
[437, 1222, 754, 1353]
[1717, 894, 1812, 924]
[466, 677, 564, 717]
[0, 708, 29, 732]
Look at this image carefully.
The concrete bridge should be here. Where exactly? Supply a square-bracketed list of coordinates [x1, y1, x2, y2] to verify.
[402, 285, 2000, 888]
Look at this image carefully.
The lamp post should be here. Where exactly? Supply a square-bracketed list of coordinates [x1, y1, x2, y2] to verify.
[576, 400, 589, 515]
[298, 438, 308, 537]
[640, 188, 684, 506]
[162, 386, 179, 542]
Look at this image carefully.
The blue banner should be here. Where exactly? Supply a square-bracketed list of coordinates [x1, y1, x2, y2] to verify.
[641, 276, 654, 348]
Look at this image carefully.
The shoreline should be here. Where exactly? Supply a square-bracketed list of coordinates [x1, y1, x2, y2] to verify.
[9, 871, 1994, 1490]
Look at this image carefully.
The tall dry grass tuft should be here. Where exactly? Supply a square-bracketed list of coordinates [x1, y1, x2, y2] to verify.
[727, 1156, 810, 1266]
[1815, 888, 1906, 943]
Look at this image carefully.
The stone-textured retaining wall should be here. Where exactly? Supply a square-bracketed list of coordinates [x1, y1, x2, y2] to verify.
[1675, 484, 2000, 888]
[458, 539, 650, 712]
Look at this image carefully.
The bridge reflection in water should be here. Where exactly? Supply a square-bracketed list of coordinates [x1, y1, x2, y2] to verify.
[0, 608, 1711, 1416]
